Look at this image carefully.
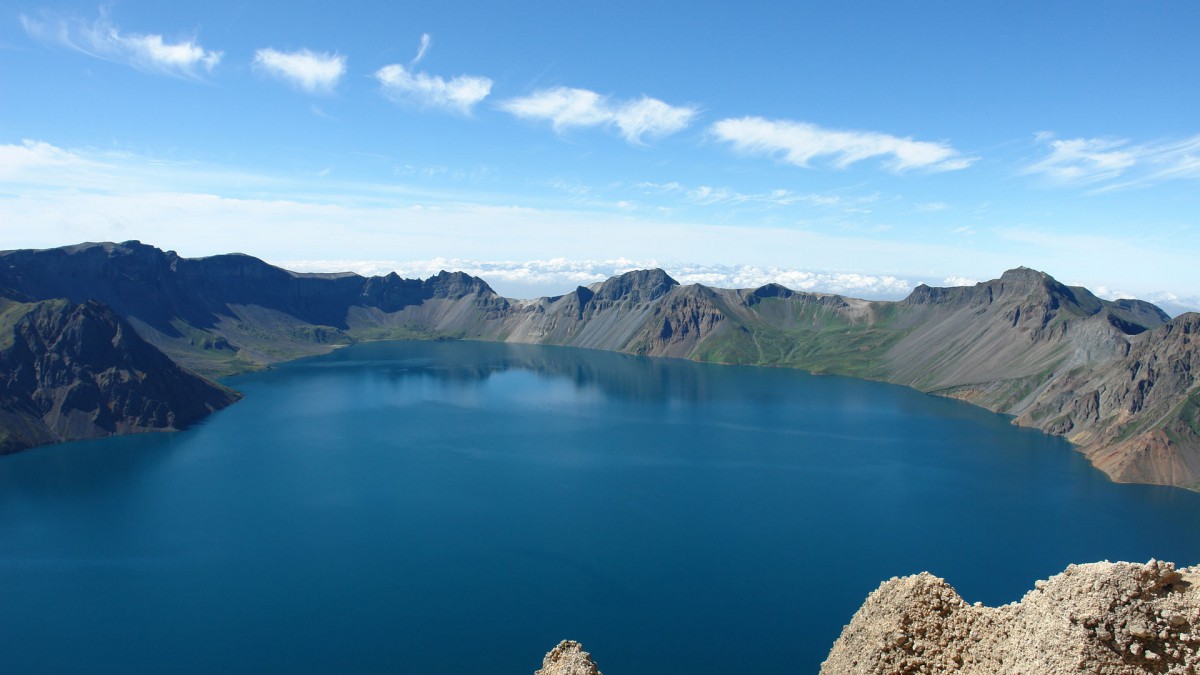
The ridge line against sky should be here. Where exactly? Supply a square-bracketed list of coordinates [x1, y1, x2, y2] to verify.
[1, 2, 1198, 310]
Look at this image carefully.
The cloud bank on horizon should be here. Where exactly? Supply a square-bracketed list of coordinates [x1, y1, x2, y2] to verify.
[267, 258, 1198, 317]
[2, 2, 1198, 309]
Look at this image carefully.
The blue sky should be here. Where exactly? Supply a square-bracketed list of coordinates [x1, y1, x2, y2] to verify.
[2, 1, 1199, 309]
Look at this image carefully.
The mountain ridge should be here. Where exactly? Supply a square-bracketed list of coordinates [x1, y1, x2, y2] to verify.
[1, 241, 1196, 490]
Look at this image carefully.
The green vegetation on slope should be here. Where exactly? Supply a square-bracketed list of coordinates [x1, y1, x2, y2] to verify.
[1164, 388, 1200, 446]
[690, 298, 906, 377]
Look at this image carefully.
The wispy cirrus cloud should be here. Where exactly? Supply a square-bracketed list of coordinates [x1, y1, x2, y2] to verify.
[635, 181, 846, 209]
[253, 48, 346, 94]
[19, 9, 221, 79]
[1025, 132, 1200, 191]
[375, 64, 492, 113]
[500, 87, 698, 143]
[710, 117, 974, 173]
[411, 33, 432, 65]
[0, 139, 107, 186]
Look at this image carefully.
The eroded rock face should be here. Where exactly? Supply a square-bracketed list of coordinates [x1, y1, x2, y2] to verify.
[535, 640, 603, 675]
[0, 297, 240, 453]
[821, 560, 1200, 674]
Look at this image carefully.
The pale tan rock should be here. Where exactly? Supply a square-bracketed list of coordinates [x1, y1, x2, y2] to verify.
[821, 560, 1200, 674]
[535, 640, 603, 675]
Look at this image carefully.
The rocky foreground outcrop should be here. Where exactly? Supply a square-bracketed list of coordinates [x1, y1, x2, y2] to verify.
[535, 640, 603, 675]
[537, 562, 1200, 674]
[820, 560, 1200, 674]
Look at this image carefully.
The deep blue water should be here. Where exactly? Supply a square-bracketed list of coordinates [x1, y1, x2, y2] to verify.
[2, 340, 1199, 673]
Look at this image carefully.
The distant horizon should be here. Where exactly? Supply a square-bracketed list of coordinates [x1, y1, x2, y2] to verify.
[274, 255, 1200, 316]
[11, 238, 1199, 316]
[3, 2, 1198, 314]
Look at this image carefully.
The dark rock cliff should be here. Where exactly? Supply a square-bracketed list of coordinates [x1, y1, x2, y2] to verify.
[0, 297, 240, 454]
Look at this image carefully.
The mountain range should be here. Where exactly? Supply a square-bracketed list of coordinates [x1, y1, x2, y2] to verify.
[1, 241, 1196, 490]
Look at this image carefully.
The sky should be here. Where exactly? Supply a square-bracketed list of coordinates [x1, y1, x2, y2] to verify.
[2, 1, 1199, 310]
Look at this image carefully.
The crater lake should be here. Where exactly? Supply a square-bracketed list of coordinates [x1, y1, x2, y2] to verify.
[3, 340, 1199, 673]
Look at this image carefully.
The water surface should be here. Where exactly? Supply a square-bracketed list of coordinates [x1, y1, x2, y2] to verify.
[2, 340, 1199, 673]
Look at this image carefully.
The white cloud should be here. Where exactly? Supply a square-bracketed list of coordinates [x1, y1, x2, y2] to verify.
[1026, 132, 1200, 191]
[942, 275, 978, 287]
[375, 64, 492, 113]
[710, 116, 973, 173]
[276, 258, 917, 299]
[500, 87, 698, 143]
[0, 139, 302, 199]
[411, 33, 432, 65]
[280, 257, 621, 290]
[1089, 285, 1137, 301]
[19, 10, 221, 79]
[502, 88, 611, 129]
[1141, 292, 1200, 317]
[253, 48, 345, 94]
[1025, 135, 1136, 184]
[612, 97, 696, 142]
[1088, 286, 1200, 317]
[0, 139, 98, 180]
[669, 263, 914, 297]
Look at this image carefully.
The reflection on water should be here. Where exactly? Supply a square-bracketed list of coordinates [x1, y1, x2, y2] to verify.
[2, 339, 1199, 674]
[264, 339, 900, 421]
[275, 340, 732, 405]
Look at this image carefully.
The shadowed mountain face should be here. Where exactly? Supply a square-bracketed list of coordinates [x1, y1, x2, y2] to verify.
[0, 241, 507, 375]
[1, 242, 1196, 490]
[0, 295, 240, 454]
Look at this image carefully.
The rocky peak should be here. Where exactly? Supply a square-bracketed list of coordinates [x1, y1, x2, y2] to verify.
[535, 640, 603, 675]
[990, 268, 1077, 308]
[751, 282, 795, 300]
[900, 282, 959, 306]
[593, 269, 678, 304]
[902, 268, 1165, 333]
[1109, 298, 1172, 327]
[425, 270, 497, 299]
[183, 252, 291, 283]
[998, 265, 1046, 284]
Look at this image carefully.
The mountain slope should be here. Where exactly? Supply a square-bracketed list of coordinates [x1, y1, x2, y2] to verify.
[0, 241, 508, 376]
[1031, 312, 1200, 488]
[0, 295, 240, 454]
